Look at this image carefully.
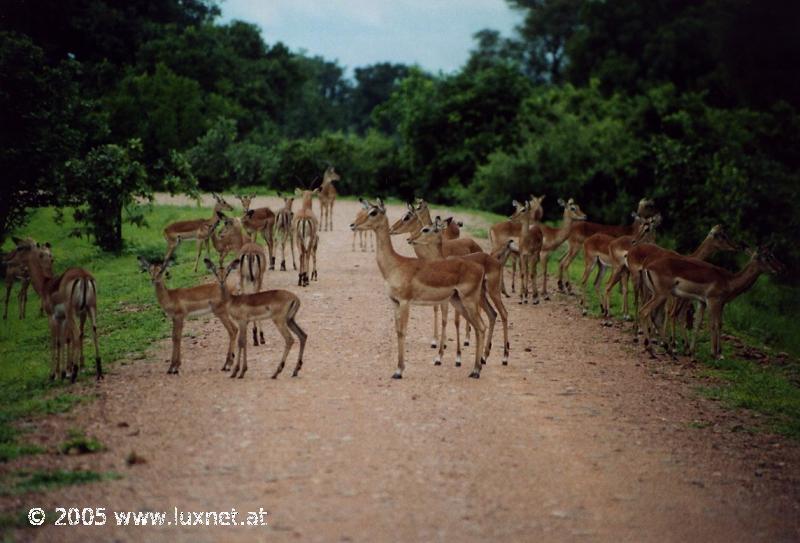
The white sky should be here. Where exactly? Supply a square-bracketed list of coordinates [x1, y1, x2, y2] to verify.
[219, 0, 522, 75]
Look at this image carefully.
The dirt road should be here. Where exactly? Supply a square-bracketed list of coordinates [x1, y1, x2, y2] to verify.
[4, 197, 799, 542]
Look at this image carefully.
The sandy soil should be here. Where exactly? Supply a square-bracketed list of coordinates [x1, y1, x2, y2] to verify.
[2, 196, 799, 542]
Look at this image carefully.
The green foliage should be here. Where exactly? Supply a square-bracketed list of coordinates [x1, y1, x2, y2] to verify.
[58, 430, 105, 455]
[65, 140, 150, 252]
[2, 470, 120, 495]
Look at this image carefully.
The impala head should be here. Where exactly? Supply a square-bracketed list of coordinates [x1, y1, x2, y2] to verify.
[282, 195, 294, 210]
[138, 255, 174, 283]
[529, 195, 546, 221]
[408, 217, 444, 246]
[322, 166, 340, 185]
[705, 225, 740, 252]
[746, 245, 785, 275]
[509, 200, 531, 223]
[443, 216, 463, 229]
[631, 214, 663, 244]
[557, 198, 587, 221]
[237, 193, 256, 212]
[389, 201, 421, 235]
[10, 237, 52, 272]
[204, 257, 240, 290]
[211, 193, 234, 213]
[351, 198, 387, 231]
[637, 198, 657, 218]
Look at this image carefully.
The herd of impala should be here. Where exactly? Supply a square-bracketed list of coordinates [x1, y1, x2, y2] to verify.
[2, 166, 784, 383]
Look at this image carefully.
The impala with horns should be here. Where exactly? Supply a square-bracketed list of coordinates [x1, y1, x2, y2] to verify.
[163, 193, 234, 271]
[351, 199, 488, 379]
[205, 258, 307, 379]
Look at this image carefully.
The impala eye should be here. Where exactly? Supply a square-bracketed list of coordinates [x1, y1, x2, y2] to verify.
[368, 209, 378, 217]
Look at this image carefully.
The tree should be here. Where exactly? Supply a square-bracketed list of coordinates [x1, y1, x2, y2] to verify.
[0, 32, 100, 244]
[350, 62, 409, 133]
[65, 140, 149, 252]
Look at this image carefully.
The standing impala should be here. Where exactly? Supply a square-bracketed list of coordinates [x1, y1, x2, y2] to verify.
[489, 195, 544, 294]
[274, 194, 296, 271]
[237, 241, 268, 346]
[408, 217, 511, 366]
[389, 202, 483, 349]
[292, 189, 319, 286]
[205, 258, 307, 379]
[138, 254, 237, 374]
[509, 200, 544, 305]
[351, 199, 487, 379]
[639, 246, 783, 359]
[3, 237, 51, 320]
[163, 193, 233, 271]
[19, 242, 102, 382]
[536, 198, 587, 299]
[238, 194, 277, 270]
[557, 198, 657, 294]
[317, 166, 341, 231]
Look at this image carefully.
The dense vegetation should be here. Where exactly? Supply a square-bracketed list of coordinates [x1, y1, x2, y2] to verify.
[2, 0, 799, 272]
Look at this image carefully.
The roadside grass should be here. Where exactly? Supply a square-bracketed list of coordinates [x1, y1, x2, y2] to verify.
[58, 429, 105, 455]
[0, 204, 218, 462]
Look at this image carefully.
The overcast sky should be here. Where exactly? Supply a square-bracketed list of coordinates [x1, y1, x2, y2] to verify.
[220, 0, 522, 75]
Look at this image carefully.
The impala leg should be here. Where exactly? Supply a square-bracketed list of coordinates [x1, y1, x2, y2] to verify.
[215, 310, 237, 371]
[310, 239, 318, 281]
[578, 256, 595, 313]
[594, 264, 608, 319]
[620, 269, 630, 320]
[488, 286, 510, 365]
[480, 290, 497, 364]
[352, 231, 356, 251]
[20, 277, 30, 319]
[263, 226, 275, 270]
[392, 300, 410, 379]
[510, 254, 517, 293]
[287, 315, 306, 377]
[3, 276, 12, 320]
[435, 303, 447, 366]
[454, 294, 485, 379]
[604, 265, 623, 318]
[540, 251, 551, 300]
[530, 254, 540, 304]
[431, 305, 439, 348]
[454, 310, 462, 367]
[78, 312, 87, 371]
[169, 317, 183, 374]
[558, 243, 580, 293]
[49, 318, 58, 380]
[271, 318, 295, 379]
[290, 231, 297, 270]
[232, 323, 247, 378]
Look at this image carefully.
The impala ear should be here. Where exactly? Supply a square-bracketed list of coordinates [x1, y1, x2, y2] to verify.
[225, 259, 240, 280]
[137, 256, 150, 272]
[512, 200, 520, 208]
[557, 198, 565, 207]
[203, 258, 217, 274]
[377, 198, 385, 211]
[406, 202, 414, 211]
[294, 188, 302, 195]
[457, 221, 463, 227]
[44, 242, 52, 249]
[359, 198, 370, 210]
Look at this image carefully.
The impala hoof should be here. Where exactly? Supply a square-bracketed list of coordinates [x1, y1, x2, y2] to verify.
[480, 358, 486, 365]
[464, 340, 469, 347]
[469, 371, 480, 379]
[502, 360, 508, 366]
[280, 261, 286, 271]
[391, 373, 403, 379]
[291, 370, 299, 377]
[430, 341, 437, 349]
[581, 309, 588, 316]
[532, 299, 540, 305]
[434, 360, 442, 366]
[455, 361, 462, 367]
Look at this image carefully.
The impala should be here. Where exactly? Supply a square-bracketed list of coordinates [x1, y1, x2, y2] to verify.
[389, 202, 483, 348]
[639, 246, 783, 359]
[509, 200, 544, 305]
[274, 194, 296, 271]
[292, 189, 319, 287]
[205, 258, 307, 379]
[317, 166, 341, 231]
[3, 237, 51, 320]
[19, 242, 101, 382]
[489, 195, 544, 294]
[238, 194, 277, 270]
[408, 217, 511, 366]
[625, 224, 739, 342]
[163, 193, 233, 271]
[138, 254, 237, 374]
[557, 198, 657, 294]
[238, 241, 268, 346]
[411, 199, 462, 240]
[536, 198, 587, 299]
[205, 213, 246, 267]
[599, 214, 662, 320]
[351, 199, 487, 379]
[579, 214, 660, 317]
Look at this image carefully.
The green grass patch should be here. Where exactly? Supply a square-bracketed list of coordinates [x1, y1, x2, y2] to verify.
[0, 205, 215, 461]
[58, 429, 104, 455]
[0, 469, 120, 495]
